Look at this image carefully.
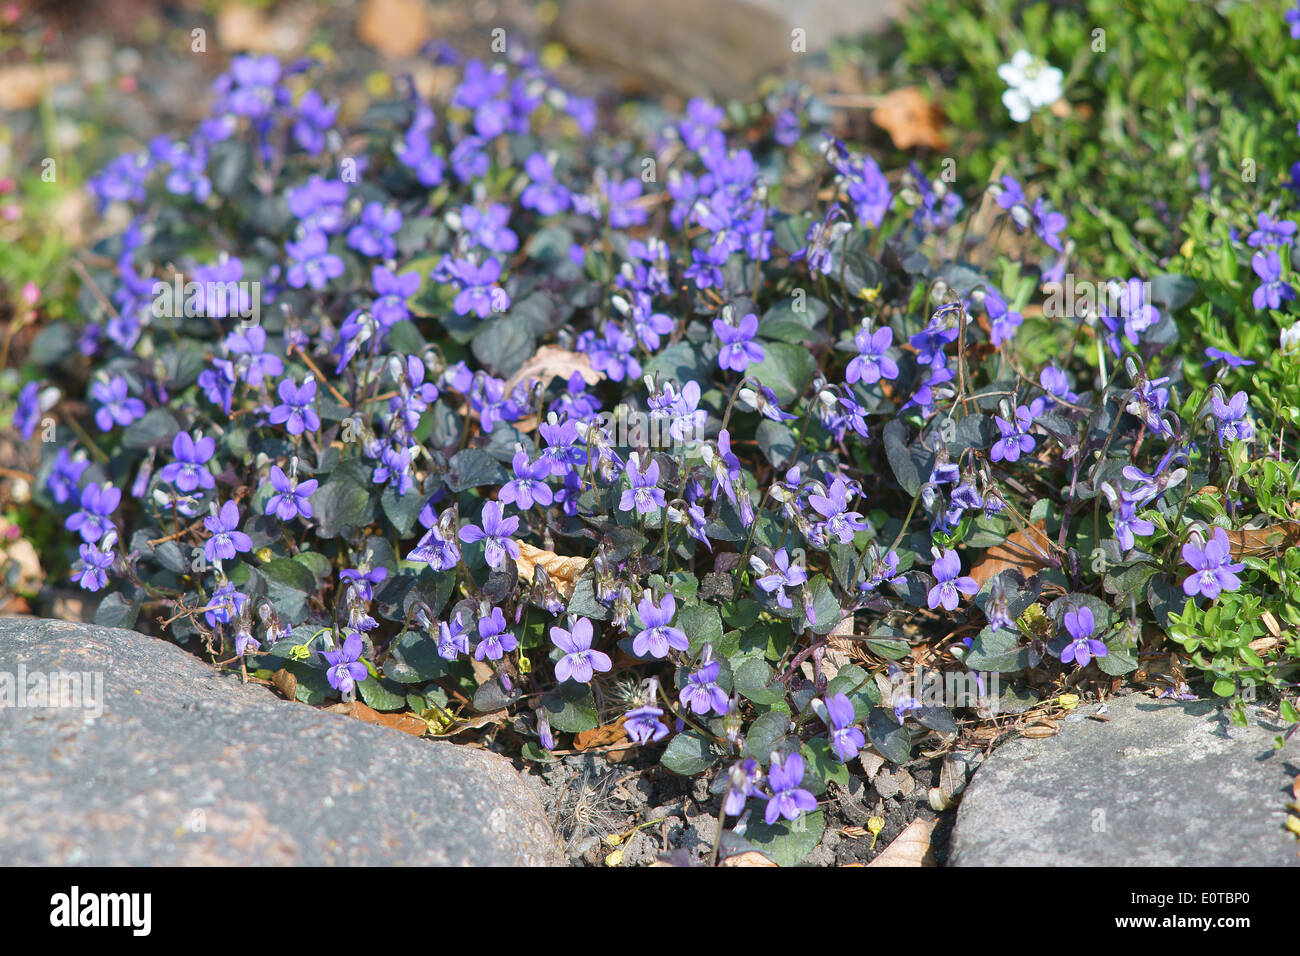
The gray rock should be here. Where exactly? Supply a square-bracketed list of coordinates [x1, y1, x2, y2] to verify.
[0, 619, 563, 865]
[553, 0, 907, 99]
[951, 695, 1300, 866]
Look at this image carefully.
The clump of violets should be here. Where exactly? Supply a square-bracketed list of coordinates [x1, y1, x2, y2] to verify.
[21, 41, 1299, 870]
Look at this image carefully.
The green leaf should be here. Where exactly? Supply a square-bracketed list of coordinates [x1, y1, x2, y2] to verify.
[381, 482, 426, 536]
[803, 575, 843, 634]
[677, 602, 723, 654]
[260, 556, 316, 594]
[883, 419, 932, 497]
[313, 473, 373, 539]
[280, 660, 333, 705]
[445, 449, 508, 492]
[660, 731, 715, 775]
[471, 315, 536, 378]
[745, 709, 792, 760]
[734, 658, 787, 705]
[122, 408, 181, 451]
[916, 706, 957, 735]
[964, 627, 1030, 672]
[358, 675, 408, 712]
[540, 683, 599, 733]
[1095, 639, 1139, 676]
[756, 419, 796, 466]
[867, 707, 912, 764]
[744, 810, 824, 867]
[94, 591, 139, 629]
[385, 630, 450, 683]
[802, 739, 851, 795]
[748, 343, 816, 404]
[824, 664, 881, 716]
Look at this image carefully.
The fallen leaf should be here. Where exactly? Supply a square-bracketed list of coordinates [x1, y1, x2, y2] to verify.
[969, 522, 1054, 588]
[357, 0, 431, 58]
[271, 668, 299, 702]
[504, 345, 604, 394]
[217, 3, 312, 54]
[1226, 523, 1300, 558]
[324, 700, 428, 736]
[574, 717, 628, 750]
[1021, 718, 1060, 738]
[869, 818, 936, 867]
[0, 62, 75, 111]
[425, 708, 508, 737]
[516, 542, 588, 598]
[870, 87, 947, 151]
[721, 851, 777, 867]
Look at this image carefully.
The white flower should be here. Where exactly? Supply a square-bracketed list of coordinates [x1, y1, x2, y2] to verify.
[998, 49, 1064, 123]
[1281, 319, 1300, 355]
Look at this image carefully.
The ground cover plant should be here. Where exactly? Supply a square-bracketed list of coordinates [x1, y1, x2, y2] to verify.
[9, 2, 1300, 865]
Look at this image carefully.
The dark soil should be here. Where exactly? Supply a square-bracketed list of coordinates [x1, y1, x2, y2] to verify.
[513, 747, 956, 866]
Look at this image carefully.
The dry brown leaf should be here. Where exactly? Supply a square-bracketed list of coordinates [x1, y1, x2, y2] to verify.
[721, 851, 777, 867]
[271, 668, 299, 702]
[870, 87, 947, 151]
[0, 62, 75, 111]
[217, 3, 312, 55]
[324, 700, 428, 736]
[969, 522, 1054, 588]
[868, 818, 936, 867]
[574, 717, 628, 751]
[426, 709, 507, 737]
[1021, 723, 1059, 738]
[516, 542, 588, 598]
[357, 0, 431, 58]
[1226, 523, 1300, 558]
[504, 346, 605, 394]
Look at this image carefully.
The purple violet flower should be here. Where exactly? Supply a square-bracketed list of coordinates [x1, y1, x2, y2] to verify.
[458, 500, 521, 569]
[1181, 527, 1246, 600]
[158, 431, 217, 493]
[551, 617, 611, 683]
[927, 548, 977, 611]
[1060, 606, 1108, 668]
[203, 501, 252, 563]
[323, 633, 368, 695]
[633, 592, 689, 659]
[764, 751, 818, 824]
[825, 692, 865, 762]
[714, 311, 764, 372]
[475, 605, 518, 661]
[268, 376, 321, 436]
